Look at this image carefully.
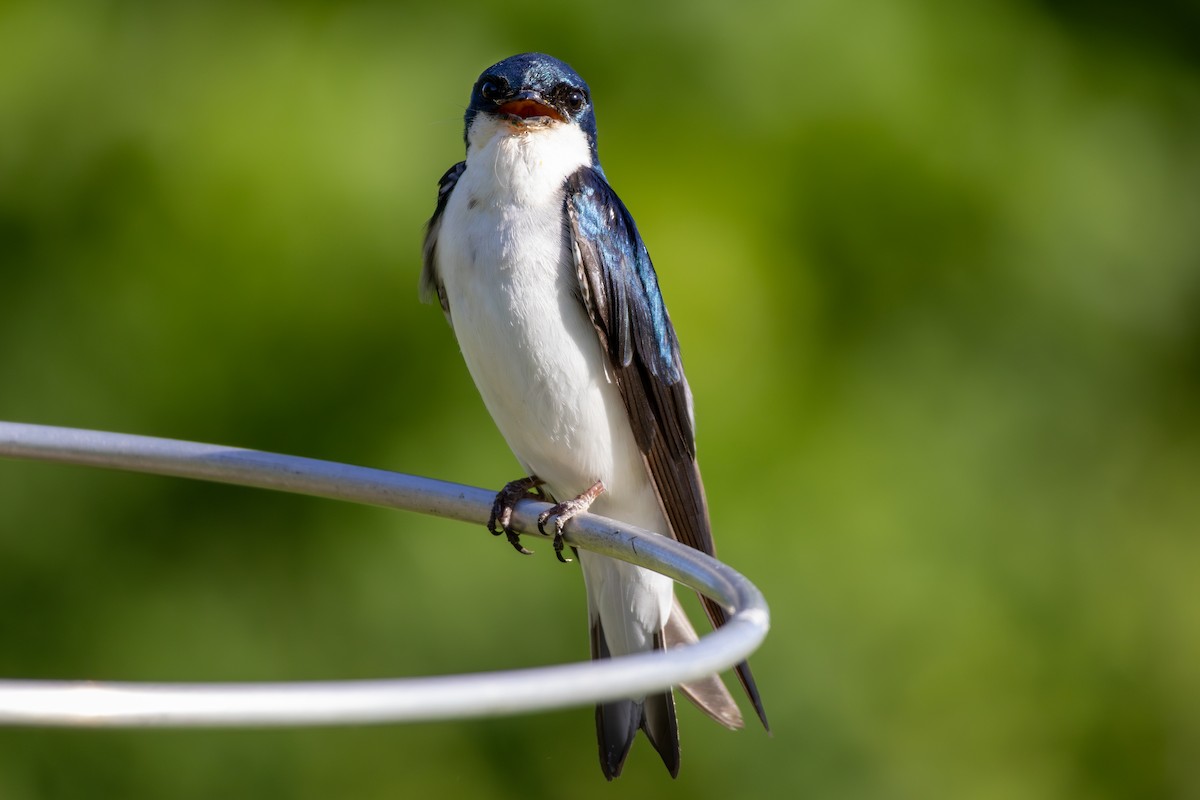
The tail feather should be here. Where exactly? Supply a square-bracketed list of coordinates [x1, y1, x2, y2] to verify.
[591, 619, 681, 780]
[664, 596, 744, 730]
[699, 594, 770, 731]
[640, 687, 679, 778]
[595, 698, 640, 780]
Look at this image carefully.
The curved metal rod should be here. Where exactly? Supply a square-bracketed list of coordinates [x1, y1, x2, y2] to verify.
[0, 422, 769, 727]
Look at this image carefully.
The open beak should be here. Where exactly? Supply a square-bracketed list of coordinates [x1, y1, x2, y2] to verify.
[497, 94, 565, 123]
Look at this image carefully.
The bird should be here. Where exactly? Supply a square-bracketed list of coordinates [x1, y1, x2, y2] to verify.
[420, 52, 767, 779]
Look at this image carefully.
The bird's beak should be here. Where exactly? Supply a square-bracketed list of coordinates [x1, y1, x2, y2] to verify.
[497, 91, 565, 123]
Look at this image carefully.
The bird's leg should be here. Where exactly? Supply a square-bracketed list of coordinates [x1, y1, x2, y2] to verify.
[537, 480, 606, 563]
[487, 475, 545, 555]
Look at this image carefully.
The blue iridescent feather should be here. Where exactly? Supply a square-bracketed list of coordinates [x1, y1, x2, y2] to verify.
[565, 168, 682, 384]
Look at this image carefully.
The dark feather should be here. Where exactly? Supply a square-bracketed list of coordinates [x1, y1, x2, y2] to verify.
[591, 620, 680, 779]
[566, 167, 769, 730]
[640, 631, 681, 778]
[420, 161, 466, 316]
[591, 619, 639, 779]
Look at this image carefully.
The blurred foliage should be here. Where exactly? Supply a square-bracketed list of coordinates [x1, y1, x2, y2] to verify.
[2, 0, 1199, 798]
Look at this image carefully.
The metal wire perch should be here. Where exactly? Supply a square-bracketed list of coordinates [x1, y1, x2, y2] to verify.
[0, 421, 769, 728]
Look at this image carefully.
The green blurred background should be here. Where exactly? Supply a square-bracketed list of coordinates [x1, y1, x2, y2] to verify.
[2, 0, 1199, 797]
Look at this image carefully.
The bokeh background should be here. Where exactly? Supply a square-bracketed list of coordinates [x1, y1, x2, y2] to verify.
[2, 1, 1199, 798]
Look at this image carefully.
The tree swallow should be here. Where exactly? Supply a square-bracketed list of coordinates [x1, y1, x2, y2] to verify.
[421, 52, 768, 779]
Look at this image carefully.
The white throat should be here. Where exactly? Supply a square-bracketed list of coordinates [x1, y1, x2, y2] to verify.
[464, 114, 593, 205]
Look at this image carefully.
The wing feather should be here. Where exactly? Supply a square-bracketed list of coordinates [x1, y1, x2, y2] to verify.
[564, 168, 710, 553]
[564, 167, 767, 728]
[420, 161, 466, 318]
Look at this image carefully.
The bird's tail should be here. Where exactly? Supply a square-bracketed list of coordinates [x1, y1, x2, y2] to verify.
[664, 595, 745, 729]
[591, 620, 679, 780]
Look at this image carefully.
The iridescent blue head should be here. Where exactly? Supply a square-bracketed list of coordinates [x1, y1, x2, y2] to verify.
[463, 53, 598, 156]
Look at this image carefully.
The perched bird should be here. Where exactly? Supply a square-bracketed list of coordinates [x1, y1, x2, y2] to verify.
[421, 52, 767, 779]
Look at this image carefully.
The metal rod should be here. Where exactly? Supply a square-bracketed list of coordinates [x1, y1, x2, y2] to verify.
[0, 421, 769, 727]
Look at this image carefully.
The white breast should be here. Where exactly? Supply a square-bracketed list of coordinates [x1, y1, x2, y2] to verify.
[435, 117, 655, 513]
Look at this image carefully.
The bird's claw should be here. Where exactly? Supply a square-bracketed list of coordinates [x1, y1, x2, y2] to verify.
[536, 509, 573, 563]
[535, 480, 606, 564]
[487, 475, 544, 556]
[505, 530, 533, 556]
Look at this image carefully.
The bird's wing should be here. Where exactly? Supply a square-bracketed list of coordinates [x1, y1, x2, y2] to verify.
[420, 160, 466, 320]
[564, 166, 769, 729]
[564, 166, 712, 556]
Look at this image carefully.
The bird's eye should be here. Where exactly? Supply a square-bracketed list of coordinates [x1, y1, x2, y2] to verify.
[479, 79, 504, 102]
[563, 89, 587, 113]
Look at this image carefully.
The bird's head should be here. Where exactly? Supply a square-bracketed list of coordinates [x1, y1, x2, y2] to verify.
[463, 53, 598, 157]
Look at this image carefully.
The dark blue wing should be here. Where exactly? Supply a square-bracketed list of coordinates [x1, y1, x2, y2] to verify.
[420, 161, 466, 316]
[565, 167, 769, 729]
[564, 166, 711, 555]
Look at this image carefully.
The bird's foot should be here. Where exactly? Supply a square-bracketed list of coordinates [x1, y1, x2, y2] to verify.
[537, 480, 606, 563]
[487, 475, 545, 555]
